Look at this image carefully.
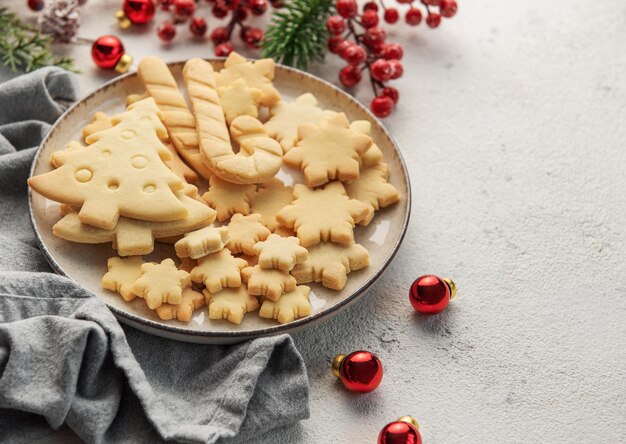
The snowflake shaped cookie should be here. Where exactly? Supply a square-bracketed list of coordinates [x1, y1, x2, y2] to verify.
[132, 258, 191, 309]
[217, 78, 263, 124]
[215, 52, 280, 107]
[241, 265, 297, 301]
[253, 234, 308, 271]
[202, 175, 256, 222]
[204, 285, 259, 325]
[226, 213, 271, 255]
[259, 285, 312, 324]
[101, 256, 144, 301]
[155, 287, 205, 323]
[249, 178, 293, 232]
[344, 163, 401, 226]
[190, 248, 248, 294]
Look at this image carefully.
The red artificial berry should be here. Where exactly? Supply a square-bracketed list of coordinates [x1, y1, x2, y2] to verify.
[382, 43, 403, 60]
[189, 17, 207, 36]
[424, 0, 441, 5]
[397, 0, 412, 3]
[426, 12, 441, 28]
[361, 10, 379, 28]
[381, 87, 399, 104]
[440, 0, 457, 18]
[336, 0, 357, 18]
[384, 8, 399, 24]
[326, 15, 346, 35]
[248, 0, 267, 15]
[244, 28, 264, 49]
[215, 42, 233, 56]
[210, 26, 229, 44]
[339, 65, 361, 87]
[342, 44, 366, 65]
[363, 27, 386, 47]
[27, 0, 45, 11]
[371, 95, 394, 118]
[334, 39, 352, 56]
[174, 0, 195, 17]
[327, 36, 345, 54]
[239, 25, 251, 39]
[405, 8, 422, 26]
[370, 59, 392, 81]
[158, 0, 174, 10]
[270, 0, 284, 7]
[234, 7, 248, 20]
[388, 59, 403, 79]
[157, 22, 176, 41]
[363, 1, 378, 12]
[211, 4, 228, 18]
[219, 0, 239, 9]
[338, 41, 355, 59]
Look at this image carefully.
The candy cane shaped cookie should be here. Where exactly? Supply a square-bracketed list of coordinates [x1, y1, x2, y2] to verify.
[183, 58, 282, 185]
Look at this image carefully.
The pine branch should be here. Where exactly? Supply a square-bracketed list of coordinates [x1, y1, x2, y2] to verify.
[0, 7, 77, 73]
[261, 0, 334, 70]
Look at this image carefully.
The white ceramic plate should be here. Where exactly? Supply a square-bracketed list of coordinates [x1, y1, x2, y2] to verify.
[29, 59, 411, 344]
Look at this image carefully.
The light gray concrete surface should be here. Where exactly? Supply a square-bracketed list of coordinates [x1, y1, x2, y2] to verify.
[4, 0, 626, 443]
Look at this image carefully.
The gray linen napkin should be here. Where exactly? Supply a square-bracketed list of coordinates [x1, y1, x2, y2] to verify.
[0, 68, 309, 444]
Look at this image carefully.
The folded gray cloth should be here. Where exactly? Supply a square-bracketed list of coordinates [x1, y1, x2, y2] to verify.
[0, 68, 309, 444]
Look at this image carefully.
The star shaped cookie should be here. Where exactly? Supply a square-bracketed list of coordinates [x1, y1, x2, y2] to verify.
[101, 256, 144, 301]
[283, 113, 372, 187]
[155, 287, 205, 323]
[253, 234, 308, 271]
[290, 242, 370, 290]
[241, 265, 297, 301]
[215, 52, 280, 107]
[202, 175, 256, 222]
[344, 163, 401, 226]
[132, 258, 191, 309]
[174, 225, 229, 259]
[276, 182, 372, 247]
[259, 285, 312, 324]
[249, 178, 293, 232]
[226, 213, 271, 255]
[190, 248, 248, 294]
[204, 285, 259, 325]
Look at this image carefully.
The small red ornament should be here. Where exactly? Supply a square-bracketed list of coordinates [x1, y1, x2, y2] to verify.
[189, 17, 207, 36]
[124, 0, 155, 24]
[157, 21, 176, 41]
[332, 350, 383, 393]
[378, 416, 422, 444]
[91, 35, 132, 73]
[409, 275, 457, 315]
[27, 0, 45, 12]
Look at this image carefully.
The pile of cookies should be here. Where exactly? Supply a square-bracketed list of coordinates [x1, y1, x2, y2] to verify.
[28, 52, 401, 326]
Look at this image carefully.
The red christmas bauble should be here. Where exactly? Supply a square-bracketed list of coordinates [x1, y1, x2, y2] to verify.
[378, 417, 422, 444]
[91, 35, 125, 69]
[332, 351, 383, 392]
[409, 275, 456, 315]
[123, 0, 155, 24]
[27, 0, 45, 12]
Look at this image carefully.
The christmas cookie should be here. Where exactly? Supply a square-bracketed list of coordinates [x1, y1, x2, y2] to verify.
[241, 265, 297, 301]
[226, 213, 271, 255]
[290, 242, 370, 290]
[137, 57, 213, 179]
[253, 234, 308, 272]
[29, 98, 187, 230]
[283, 113, 372, 187]
[259, 286, 312, 324]
[217, 78, 263, 124]
[82, 112, 112, 139]
[249, 178, 293, 232]
[184, 58, 282, 184]
[204, 285, 259, 325]
[350, 120, 384, 168]
[155, 287, 205, 323]
[101, 256, 144, 301]
[264, 93, 336, 152]
[132, 258, 191, 309]
[174, 225, 229, 259]
[202, 175, 256, 222]
[190, 248, 248, 293]
[344, 163, 401, 226]
[215, 52, 280, 107]
[178, 257, 197, 273]
[276, 182, 372, 247]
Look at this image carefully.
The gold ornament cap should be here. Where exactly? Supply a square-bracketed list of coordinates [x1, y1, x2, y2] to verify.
[331, 354, 346, 378]
[115, 54, 133, 74]
[397, 416, 419, 430]
[115, 10, 132, 29]
[443, 277, 457, 300]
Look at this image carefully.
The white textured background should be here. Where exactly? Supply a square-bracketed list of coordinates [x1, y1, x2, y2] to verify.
[4, 0, 626, 442]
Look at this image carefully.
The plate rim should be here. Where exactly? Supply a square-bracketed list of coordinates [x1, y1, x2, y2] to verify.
[28, 58, 412, 339]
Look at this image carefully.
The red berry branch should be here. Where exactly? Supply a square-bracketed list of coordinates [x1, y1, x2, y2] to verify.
[328, 0, 457, 117]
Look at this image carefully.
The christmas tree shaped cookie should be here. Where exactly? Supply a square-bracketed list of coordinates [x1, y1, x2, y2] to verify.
[241, 265, 297, 301]
[226, 213, 271, 255]
[101, 256, 144, 301]
[249, 178, 293, 232]
[276, 182, 372, 247]
[29, 98, 186, 230]
[283, 113, 372, 187]
[204, 285, 259, 325]
[132, 258, 191, 309]
[202, 175, 256, 222]
[259, 286, 312, 324]
[253, 234, 308, 272]
[190, 248, 248, 293]
[215, 52, 280, 107]
[344, 163, 401, 226]
[290, 242, 370, 290]
[155, 287, 205, 323]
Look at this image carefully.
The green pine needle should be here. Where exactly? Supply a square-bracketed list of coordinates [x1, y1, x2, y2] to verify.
[0, 8, 77, 73]
[261, 0, 334, 70]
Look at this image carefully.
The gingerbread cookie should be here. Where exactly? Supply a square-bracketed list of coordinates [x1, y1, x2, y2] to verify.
[259, 285, 311, 324]
[190, 248, 247, 293]
[29, 98, 186, 230]
[283, 113, 372, 187]
[155, 287, 205, 323]
[241, 265, 297, 301]
[249, 178, 293, 232]
[226, 213, 271, 255]
[276, 182, 372, 247]
[215, 52, 280, 107]
[350, 120, 384, 168]
[174, 225, 229, 259]
[132, 258, 191, 309]
[253, 234, 308, 272]
[137, 57, 213, 179]
[101, 256, 143, 301]
[290, 242, 370, 290]
[217, 78, 263, 124]
[201, 175, 256, 222]
[264, 93, 336, 152]
[344, 163, 401, 226]
[184, 58, 282, 184]
[204, 285, 259, 325]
